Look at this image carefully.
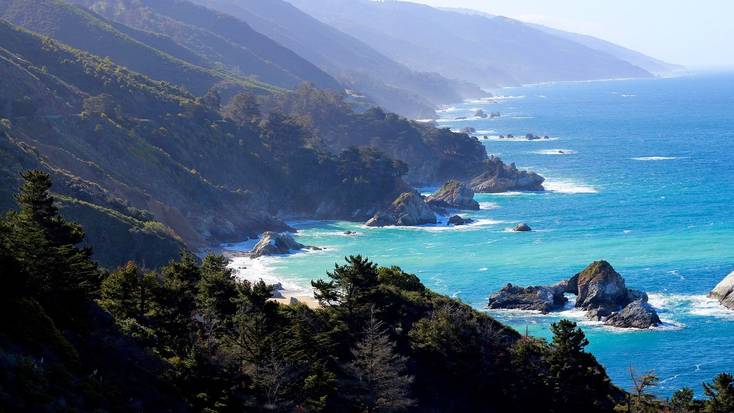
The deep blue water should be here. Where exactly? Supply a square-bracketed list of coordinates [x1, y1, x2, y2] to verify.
[229, 72, 734, 396]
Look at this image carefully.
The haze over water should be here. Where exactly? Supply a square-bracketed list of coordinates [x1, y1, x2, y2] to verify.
[229, 72, 734, 396]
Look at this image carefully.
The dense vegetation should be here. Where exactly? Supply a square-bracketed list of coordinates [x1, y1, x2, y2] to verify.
[261, 84, 506, 186]
[0, 19, 412, 266]
[2, 172, 732, 412]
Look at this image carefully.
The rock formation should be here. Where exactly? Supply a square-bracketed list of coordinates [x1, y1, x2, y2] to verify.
[427, 180, 480, 210]
[513, 223, 532, 232]
[366, 192, 437, 227]
[448, 215, 473, 226]
[469, 158, 545, 193]
[250, 232, 320, 258]
[709, 271, 734, 310]
[488, 283, 568, 313]
[487, 261, 662, 329]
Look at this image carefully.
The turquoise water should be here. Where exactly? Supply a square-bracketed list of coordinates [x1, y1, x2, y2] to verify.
[230, 72, 734, 396]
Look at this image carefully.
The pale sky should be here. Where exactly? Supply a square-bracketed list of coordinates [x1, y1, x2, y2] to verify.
[409, 0, 734, 67]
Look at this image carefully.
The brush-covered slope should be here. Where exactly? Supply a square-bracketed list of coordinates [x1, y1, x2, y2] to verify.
[188, 0, 488, 118]
[289, 0, 653, 87]
[67, 0, 340, 91]
[0, 20, 410, 258]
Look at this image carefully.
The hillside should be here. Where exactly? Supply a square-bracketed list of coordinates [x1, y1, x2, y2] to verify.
[288, 0, 654, 87]
[188, 0, 488, 118]
[0, 0, 339, 96]
[0, 20, 412, 264]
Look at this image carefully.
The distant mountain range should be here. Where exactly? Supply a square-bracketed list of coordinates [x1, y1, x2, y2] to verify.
[288, 0, 680, 87]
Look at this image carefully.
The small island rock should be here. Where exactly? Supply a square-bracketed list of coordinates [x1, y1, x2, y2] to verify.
[488, 283, 568, 313]
[605, 300, 662, 329]
[709, 271, 734, 310]
[487, 261, 662, 329]
[447, 215, 473, 226]
[250, 232, 309, 258]
[366, 192, 437, 227]
[469, 158, 545, 193]
[513, 223, 532, 232]
[427, 180, 480, 210]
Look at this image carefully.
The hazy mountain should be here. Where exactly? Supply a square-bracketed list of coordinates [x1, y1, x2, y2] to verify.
[527, 23, 683, 75]
[288, 0, 654, 87]
[188, 0, 488, 117]
[0, 0, 341, 95]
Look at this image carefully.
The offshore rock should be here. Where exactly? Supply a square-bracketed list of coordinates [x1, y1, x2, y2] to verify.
[427, 180, 480, 210]
[709, 271, 734, 310]
[366, 192, 436, 227]
[488, 283, 568, 313]
[250, 232, 318, 258]
[469, 157, 545, 193]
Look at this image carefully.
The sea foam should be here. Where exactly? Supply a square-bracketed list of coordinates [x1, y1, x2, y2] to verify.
[631, 156, 681, 161]
[543, 179, 598, 194]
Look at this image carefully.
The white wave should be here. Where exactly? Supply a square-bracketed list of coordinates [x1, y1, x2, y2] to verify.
[479, 201, 500, 209]
[482, 135, 559, 142]
[229, 256, 310, 295]
[631, 156, 681, 161]
[533, 149, 578, 155]
[362, 218, 504, 232]
[648, 293, 734, 320]
[621, 94, 637, 97]
[492, 191, 524, 197]
[479, 267, 488, 272]
[543, 179, 598, 194]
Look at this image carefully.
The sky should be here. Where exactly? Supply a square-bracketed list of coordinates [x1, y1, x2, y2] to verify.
[409, 0, 734, 67]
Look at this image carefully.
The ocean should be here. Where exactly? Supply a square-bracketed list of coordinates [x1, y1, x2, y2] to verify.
[226, 72, 734, 396]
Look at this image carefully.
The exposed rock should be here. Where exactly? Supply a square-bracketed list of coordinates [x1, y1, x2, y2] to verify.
[460, 127, 476, 134]
[469, 157, 545, 193]
[427, 180, 480, 210]
[572, 261, 630, 310]
[487, 261, 661, 329]
[709, 271, 734, 310]
[488, 283, 568, 313]
[513, 223, 532, 232]
[605, 300, 661, 329]
[365, 191, 436, 227]
[474, 109, 488, 118]
[343, 230, 357, 235]
[447, 215, 473, 226]
[250, 232, 313, 258]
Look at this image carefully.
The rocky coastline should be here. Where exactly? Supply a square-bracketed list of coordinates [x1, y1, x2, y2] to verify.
[488, 261, 662, 329]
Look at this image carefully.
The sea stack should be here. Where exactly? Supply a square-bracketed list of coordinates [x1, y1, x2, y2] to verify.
[709, 271, 734, 310]
[366, 191, 437, 227]
[487, 261, 662, 329]
[250, 232, 318, 258]
[427, 180, 480, 210]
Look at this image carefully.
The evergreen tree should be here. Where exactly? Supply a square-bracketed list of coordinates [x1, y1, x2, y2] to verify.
[195, 255, 237, 338]
[346, 310, 414, 413]
[703, 373, 734, 413]
[670, 387, 701, 413]
[6, 170, 99, 306]
[547, 319, 615, 412]
[311, 255, 380, 319]
[100, 261, 157, 321]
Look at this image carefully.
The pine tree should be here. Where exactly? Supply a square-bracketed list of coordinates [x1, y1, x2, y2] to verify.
[703, 373, 734, 413]
[547, 319, 614, 412]
[100, 261, 157, 321]
[311, 255, 379, 319]
[195, 255, 237, 338]
[346, 310, 414, 413]
[6, 170, 99, 306]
